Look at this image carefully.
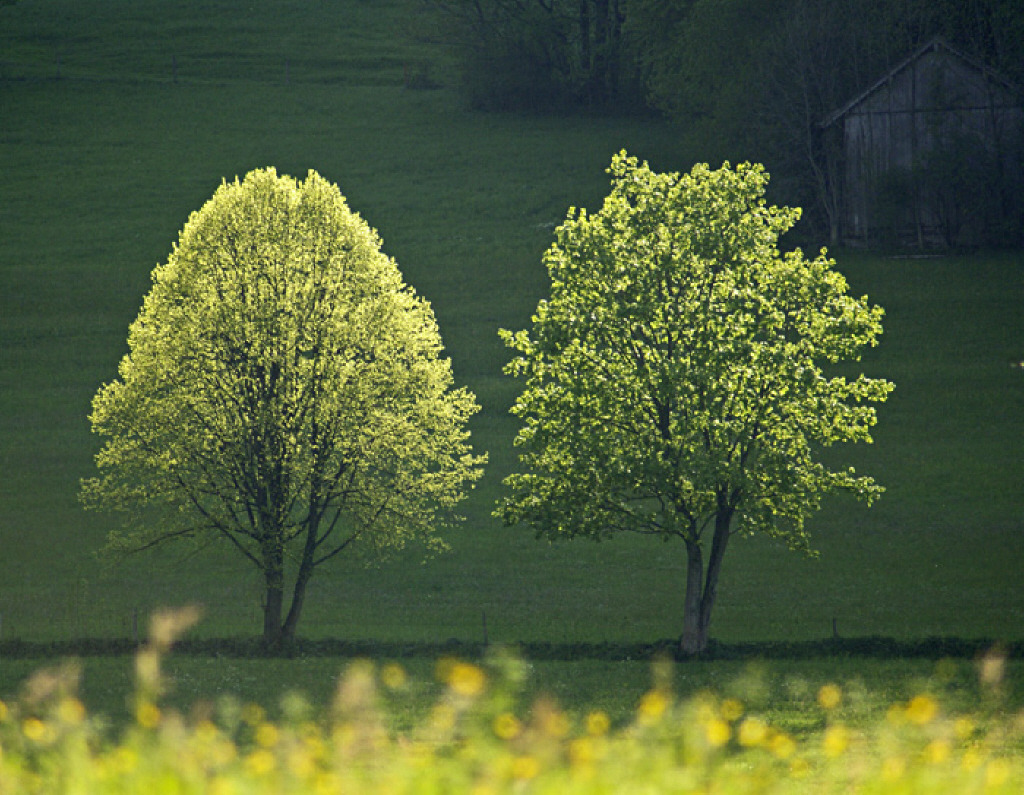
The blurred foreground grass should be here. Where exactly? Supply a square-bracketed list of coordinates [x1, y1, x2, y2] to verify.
[1, 610, 1022, 793]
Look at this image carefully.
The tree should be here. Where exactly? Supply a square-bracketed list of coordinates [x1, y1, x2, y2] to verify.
[82, 168, 485, 646]
[427, 0, 640, 112]
[497, 153, 892, 655]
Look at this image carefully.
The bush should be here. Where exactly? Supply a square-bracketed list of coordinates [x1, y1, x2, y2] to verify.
[0, 612, 1021, 793]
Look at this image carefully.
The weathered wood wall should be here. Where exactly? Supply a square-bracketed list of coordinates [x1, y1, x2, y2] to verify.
[832, 41, 1023, 247]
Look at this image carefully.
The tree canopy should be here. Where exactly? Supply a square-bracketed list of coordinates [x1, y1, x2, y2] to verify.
[82, 168, 485, 645]
[498, 152, 893, 654]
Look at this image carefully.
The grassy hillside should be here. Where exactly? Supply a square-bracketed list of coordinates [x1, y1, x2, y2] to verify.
[1, 0, 1022, 666]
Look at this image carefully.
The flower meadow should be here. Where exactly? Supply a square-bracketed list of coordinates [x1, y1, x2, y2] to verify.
[0, 611, 1021, 793]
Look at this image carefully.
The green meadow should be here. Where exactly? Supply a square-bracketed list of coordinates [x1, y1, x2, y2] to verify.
[1, 0, 1023, 729]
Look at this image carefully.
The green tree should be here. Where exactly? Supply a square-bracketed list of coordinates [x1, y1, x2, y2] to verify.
[497, 153, 892, 655]
[82, 168, 485, 646]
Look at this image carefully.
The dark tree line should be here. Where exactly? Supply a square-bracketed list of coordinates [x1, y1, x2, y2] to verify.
[429, 0, 1024, 246]
[426, 0, 643, 112]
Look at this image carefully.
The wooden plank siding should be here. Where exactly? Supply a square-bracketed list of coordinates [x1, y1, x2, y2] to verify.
[823, 39, 1023, 248]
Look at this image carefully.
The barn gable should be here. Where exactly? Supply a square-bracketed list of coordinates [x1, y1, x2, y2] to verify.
[823, 38, 1024, 248]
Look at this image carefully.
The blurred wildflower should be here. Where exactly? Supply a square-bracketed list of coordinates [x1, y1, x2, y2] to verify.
[209, 777, 237, 795]
[637, 690, 669, 725]
[586, 710, 610, 737]
[720, 697, 744, 722]
[961, 747, 984, 771]
[823, 724, 850, 757]
[954, 716, 976, 740]
[136, 701, 162, 729]
[924, 738, 951, 765]
[380, 662, 407, 691]
[447, 662, 486, 698]
[986, 758, 1011, 788]
[245, 748, 276, 777]
[21, 718, 49, 743]
[705, 718, 730, 748]
[882, 756, 906, 781]
[57, 696, 86, 725]
[905, 694, 938, 726]
[570, 736, 598, 767]
[242, 703, 266, 727]
[255, 721, 280, 748]
[738, 716, 768, 747]
[817, 683, 842, 710]
[979, 646, 1006, 689]
[536, 700, 570, 738]
[149, 605, 202, 651]
[493, 712, 521, 741]
[512, 755, 540, 780]
[770, 731, 796, 759]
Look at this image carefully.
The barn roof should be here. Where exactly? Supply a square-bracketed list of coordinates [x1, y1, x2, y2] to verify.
[821, 37, 1022, 128]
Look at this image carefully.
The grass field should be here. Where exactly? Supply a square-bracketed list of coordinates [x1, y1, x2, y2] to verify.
[1, 0, 1023, 726]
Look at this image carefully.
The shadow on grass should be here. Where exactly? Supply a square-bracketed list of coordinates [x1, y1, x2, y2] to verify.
[0, 636, 1018, 661]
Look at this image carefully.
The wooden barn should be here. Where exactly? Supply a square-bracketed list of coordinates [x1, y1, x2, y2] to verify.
[822, 38, 1024, 248]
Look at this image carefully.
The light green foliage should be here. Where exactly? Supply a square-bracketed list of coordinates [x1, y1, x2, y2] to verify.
[499, 152, 892, 651]
[81, 168, 485, 643]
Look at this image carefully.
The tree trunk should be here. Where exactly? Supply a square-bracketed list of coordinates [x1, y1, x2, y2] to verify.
[679, 538, 706, 655]
[261, 539, 286, 647]
[679, 503, 734, 657]
[281, 515, 321, 642]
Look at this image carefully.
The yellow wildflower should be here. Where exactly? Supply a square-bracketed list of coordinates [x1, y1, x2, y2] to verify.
[738, 716, 768, 747]
[256, 721, 280, 748]
[638, 690, 669, 724]
[823, 724, 850, 757]
[986, 758, 1011, 788]
[570, 737, 597, 767]
[242, 703, 266, 726]
[136, 701, 161, 729]
[924, 739, 951, 765]
[209, 777, 236, 795]
[905, 694, 938, 726]
[512, 755, 540, 780]
[22, 717, 49, 743]
[586, 710, 611, 736]
[954, 716, 976, 740]
[961, 748, 984, 772]
[770, 731, 796, 759]
[817, 683, 842, 710]
[58, 697, 86, 725]
[447, 662, 486, 698]
[381, 662, 407, 690]
[705, 718, 730, 748]
[245, 748, 276, 777]
[493, 712, 522, 741]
